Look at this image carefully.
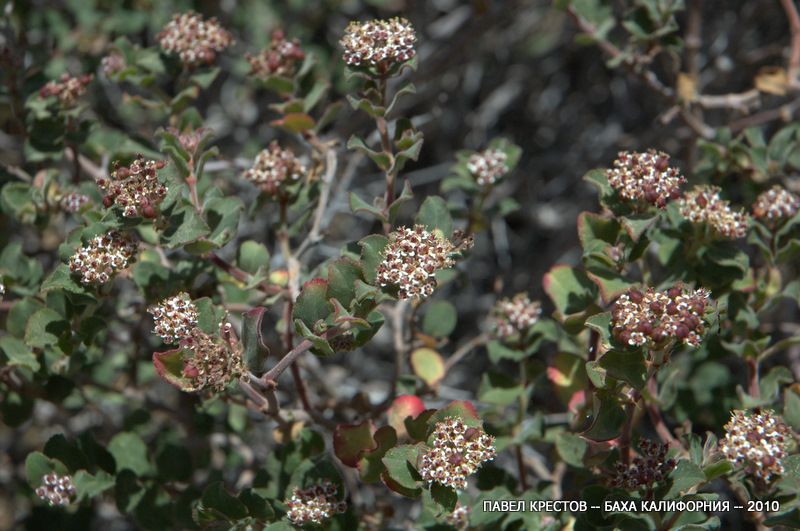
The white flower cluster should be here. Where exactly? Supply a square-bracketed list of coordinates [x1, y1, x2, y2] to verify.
[148, 292, 199, 345]
[490, 293, 541, 341]
[97, 155, 168, 218]
[419, 417, 496, 490]
[341, 17, 416, 68]
[721, 408, 793, 482]
[752, 185, 800, 227]
[158, 12, 233, 67]
[60, 192, 90, 213]
[611, 286, 711, 348]
[606, 150, 684, 208]
[39, 73, 92, 108]
[679, 185, 749, 239]
[68, 231, 138, 286]
[243, 141, 306, 196]
[285, 481, 347, 526]
[467, 148, 509, 186]
[35, 473, 76, 506]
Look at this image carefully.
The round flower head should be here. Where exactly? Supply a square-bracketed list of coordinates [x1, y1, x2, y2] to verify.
[158, 11, 233, 67]
[679, 185, 749, 239]
[418, 417, 496, 490]
[376, 226, 472, 300]
[752, 185, 800, 227]
[35, 473, 76, 506]
[445, 504, 470, 530]
[246, 29, 305, 79]
[179, 330, 245, 392]
[611, 285, 711, 348]
[467, 148, 509, 186]
[69, 231, 138, 286]
[490, 293, 541, 341]
[610, 440, 676, 491]
[148, 292, 199, 344]
[59, 192, 90, 214]
[606, 150, 684, 208]
[101, 52, 126, 77]
[243, 141, 306, 197]
[97, 155, 168, 218]
[284, 481, 347, 526]
[721, 408, 793, 483]
[340, 17, 416, 69]
[39, 73, 92, 108]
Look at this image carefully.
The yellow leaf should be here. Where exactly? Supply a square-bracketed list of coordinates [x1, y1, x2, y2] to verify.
[677, 72, 697, 102]
[755, 67, 788, 96]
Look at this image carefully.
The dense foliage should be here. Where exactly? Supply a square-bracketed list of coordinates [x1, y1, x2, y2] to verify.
[3, 0, 800, 529]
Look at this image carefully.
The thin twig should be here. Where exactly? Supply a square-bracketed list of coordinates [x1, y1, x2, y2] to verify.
[781, 0, 800, 87]
[443, 333, 488, 372]
[206, 252, 285, 296]
[296, 143, 338, 257]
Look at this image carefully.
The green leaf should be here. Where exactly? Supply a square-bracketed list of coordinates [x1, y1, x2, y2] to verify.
[293, 278, 331, 328]
[664, 461, 706, 499]
[294, 320, 334, 357]
[241, 307, 269, 373]
[410, 348, 446, 387]
[555, 433, 587, 467]
[161, 205, 210, 248]
[347, 135, 391, 171]
[421, 301, 457, 338]
[620, 214, 658, 241]
[334, 420, 375, 467]
[543, 265, 598, 316]
[415, 196, 453, 237]
[582, 391, 626, 441]
[326, 257, 363, 309]
[381, 444, 423, 497]
[190, 67, 220, 89]
[195, 297, 226, 334]
[430, 483, 457, 513]
[486, 340, 526, 363]
[205, 196, 243, 247]
[272, 112, 315, 133]
[577, 211, 619, 254]
[237, 241, 270, 275]
[596, 350, 647, 390]
[427, 400, 481, 433]
[26, 452, 62, 487]
[24, 307, 69, 349]
[0, 335, 40, 371]
[108, 432, 150, 476]
[478, 371, 525, 406]
[40, 264, 89, 295]
[199, 481, 249, 521]
[359, 234, 389, 285]
[349, 192, 388, 222]
[358, 426, 397, 483]
[73, 470, 115, 501]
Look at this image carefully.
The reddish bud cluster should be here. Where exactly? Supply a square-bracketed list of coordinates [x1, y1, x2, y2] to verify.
[243, 141, 306, 196]
[285, 481, 347, 526]
[679, 185, 749, 239]
[178, 330, 246, 392]
[467, 148, 509, 186]
[341, 18, 416, 68]
[611, 285, 711, 348]
[721, 408, 793, 482]
[158, 11, 233, 67]
[418, 417, 496, 490]
[166, 127, 208, 155]
[68, 231, 138, 286]
[97, 155, 167, 218]
[39, 73, 92, 108]
[101, 52, 126, 77]
[444, 504, 470, 530]
[59, 192, 90, 213]
[246, 29, 305, 78]
[606, 150, 684, 208]
[752, 185, 800, 227]
[610, 440, 676, 491]
[35, 473, 76, 506]
[376, 225, 463, 300]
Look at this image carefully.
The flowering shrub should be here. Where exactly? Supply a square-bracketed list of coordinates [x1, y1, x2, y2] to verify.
[3, 2, 800, 530]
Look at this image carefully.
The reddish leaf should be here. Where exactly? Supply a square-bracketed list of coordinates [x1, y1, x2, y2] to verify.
[333, 420, 375, 467]
[388, 395, 425, 439]
[153, 348, 194, 392]
[358, 426, 397, 483]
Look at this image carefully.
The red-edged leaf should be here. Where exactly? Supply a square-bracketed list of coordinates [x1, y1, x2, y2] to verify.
[153, 348, 194, 392]
[333, 420, 375, 467]
[388, 395, 425, 439]
[358, 426, 397, 483]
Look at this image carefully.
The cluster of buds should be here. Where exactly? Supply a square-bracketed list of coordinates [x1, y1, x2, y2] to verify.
[752, 185, 800, 227]
[377, 226, 473, 300]
[68, 231, 138, 286]
[148, 292, 199, 344]
[246, 29, 305, 78]
[467, 148, 509, 186]
[721, 408, 793, 482]
[35, 473, 76, 506]
[39, 73, 92, 108]
[340, 17, 416, 69]
[444, 504, 470, 530]
[418, 417, 496, 490]
[59, 192, 90, 213]
[157, 11, 233, 67]
[97, 155, 168, 218]
[166, 127, 208, 155]
[284, 481, 347, 526]
[489, 293, 541, 341]
[179, 330, 245, 392]
[100, 52, 126, 77]
[610, 440, 676, 491]
[679, 186, 749, 239]
[606, 150, 685, 208]
[243, 141, 306, 196]
[611, 285, 711, 348]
